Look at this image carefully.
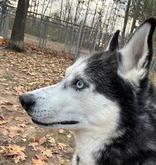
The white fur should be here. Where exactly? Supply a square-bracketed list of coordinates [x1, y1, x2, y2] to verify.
[25, 57, 121, 165]
[72, 110, 122, 165]
[118, 23, 151, 86]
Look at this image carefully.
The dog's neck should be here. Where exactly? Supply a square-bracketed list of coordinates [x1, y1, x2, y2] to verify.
[72, 128, 122, 165]
[72, 130, 106, 165]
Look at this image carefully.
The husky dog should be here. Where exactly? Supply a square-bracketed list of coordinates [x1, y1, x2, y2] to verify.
[20, 18, 156, 165]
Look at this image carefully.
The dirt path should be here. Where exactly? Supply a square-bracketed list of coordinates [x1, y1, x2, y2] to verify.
[0, 47, 74, 165]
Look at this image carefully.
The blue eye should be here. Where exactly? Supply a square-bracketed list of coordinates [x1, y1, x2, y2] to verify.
[75, 80, 85, 90]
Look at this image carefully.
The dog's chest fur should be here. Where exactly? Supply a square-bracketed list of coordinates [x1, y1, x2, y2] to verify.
[72, 132, 109, 165]
[72, 129, 124, 165]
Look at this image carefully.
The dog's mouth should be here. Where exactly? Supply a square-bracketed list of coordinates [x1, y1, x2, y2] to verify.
[32, 119, 79, 126]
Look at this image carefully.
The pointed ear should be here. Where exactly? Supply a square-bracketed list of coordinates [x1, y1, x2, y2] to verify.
[106, 30, 120, 52]
[118, 18, 156, 86]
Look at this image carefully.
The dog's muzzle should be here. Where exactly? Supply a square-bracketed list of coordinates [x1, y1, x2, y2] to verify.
[19, 94, 35, 114]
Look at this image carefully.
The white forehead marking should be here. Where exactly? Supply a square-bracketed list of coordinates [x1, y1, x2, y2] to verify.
[65, 57, 88, 79]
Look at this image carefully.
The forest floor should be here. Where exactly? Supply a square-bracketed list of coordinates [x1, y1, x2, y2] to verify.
[0, 44, 156, 165]
[0, 45, 74, 165]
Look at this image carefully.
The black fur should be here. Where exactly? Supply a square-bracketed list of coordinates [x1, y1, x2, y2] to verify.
[84, 18, 156, 165]
[76, 155, 80, 165]
[108, 30, 120, 52]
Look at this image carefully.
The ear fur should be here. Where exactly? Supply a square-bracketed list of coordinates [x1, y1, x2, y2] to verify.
[118, 17, 156, 86]
[106, 30, 120, 52]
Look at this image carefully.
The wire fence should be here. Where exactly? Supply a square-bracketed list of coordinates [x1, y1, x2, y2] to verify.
[0, 0, 127, 57]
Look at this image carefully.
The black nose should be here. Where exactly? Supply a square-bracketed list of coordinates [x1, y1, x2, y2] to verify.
[19, 94, 35, 111]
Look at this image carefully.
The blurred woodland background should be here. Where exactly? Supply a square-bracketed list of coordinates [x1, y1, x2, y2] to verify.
[0, 0, 156, 56]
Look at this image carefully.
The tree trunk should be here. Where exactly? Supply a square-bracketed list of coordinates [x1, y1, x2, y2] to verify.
[121, 0, 131, 45]
[130, 0, 140, 34]
[130, 18, 136, 33]
[0, 0, 8, 38]
[8, 0, 30, 51]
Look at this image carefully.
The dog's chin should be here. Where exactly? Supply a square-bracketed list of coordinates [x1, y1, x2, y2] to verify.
[32, 118, 79, 128]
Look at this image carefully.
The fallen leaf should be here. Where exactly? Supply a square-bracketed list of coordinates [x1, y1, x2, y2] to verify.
[0, 144, 27, 163]
[58, 129, 65, 134]
[0, 120, 8, 125]
[33, 136, 47, 145]
[32, 157, 48, 165]
[47, 136, 56, 146]
[0, 100, 13, 106]
[28, 142, 38, 151]
[58, 143, 67, 150]
[0, 115, 5, 120]
[42, 148, 53, 158]
[14, 151, 27, 163]
[8, 126, 24, 138]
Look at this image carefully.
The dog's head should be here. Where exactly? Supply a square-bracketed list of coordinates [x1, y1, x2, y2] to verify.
[19, 18, 156, 133]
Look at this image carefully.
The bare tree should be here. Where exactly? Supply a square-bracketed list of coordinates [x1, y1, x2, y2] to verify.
[60, 0, 64, 20]
[121, 0, 131, 44]
[88, 0, 98, 41]
[8, 0, 30, 51]
[70, 0, 81, 50]
[130, 0, 141, 33]
[0, 0, 9, 38]
[38, 0, 51, 48]
[79, 0, 91, 48]
[90, 0, 98, 28]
